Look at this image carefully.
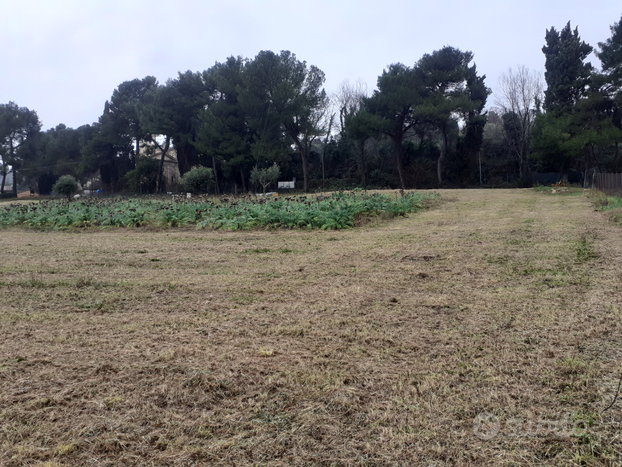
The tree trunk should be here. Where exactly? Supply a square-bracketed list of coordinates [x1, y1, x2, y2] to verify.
[155, 136, 171, 193]
[559, 157, 571, 182]
[437, 129, 448, 187]
[301, 153, 309, 192]
[240, 168, 247, 193]
[293, 137, 309, 192]
[359, 139, 367, 187]
[212, 156, 220, 194]
[12, 169, 17, 197]
[0, 167, 6, 195]
[392, 136, 406, 190]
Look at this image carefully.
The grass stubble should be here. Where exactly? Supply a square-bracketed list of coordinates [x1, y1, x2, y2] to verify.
[0, 189, 621, 466]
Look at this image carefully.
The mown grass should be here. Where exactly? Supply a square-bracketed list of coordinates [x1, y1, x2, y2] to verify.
[0, 191, 438, 230]
[0, 189, 621, 466]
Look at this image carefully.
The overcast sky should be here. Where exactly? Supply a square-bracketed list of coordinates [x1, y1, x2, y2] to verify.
[1, 0, 620, 130]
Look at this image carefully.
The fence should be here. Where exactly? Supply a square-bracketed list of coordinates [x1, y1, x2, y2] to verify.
[594, 173, 622, 196]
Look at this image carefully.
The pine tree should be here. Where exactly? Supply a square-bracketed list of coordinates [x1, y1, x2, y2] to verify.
[542, 22, 593, 114]
[597, 14, 622, 85]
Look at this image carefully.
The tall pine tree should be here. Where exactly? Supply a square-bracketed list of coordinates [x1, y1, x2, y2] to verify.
[542, 22, 593, 114]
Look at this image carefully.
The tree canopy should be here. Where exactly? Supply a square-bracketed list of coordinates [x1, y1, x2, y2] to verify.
[4, 15, 622, 196]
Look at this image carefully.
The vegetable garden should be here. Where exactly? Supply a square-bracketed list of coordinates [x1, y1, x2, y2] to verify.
[0, 191, 438, 230]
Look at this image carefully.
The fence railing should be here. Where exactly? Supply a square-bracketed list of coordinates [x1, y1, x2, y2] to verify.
[594, 173, 622, 196]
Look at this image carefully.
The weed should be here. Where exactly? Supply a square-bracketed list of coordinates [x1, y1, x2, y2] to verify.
[244, 248, 271, 254]
[54, 443, 76, 456]
[103, 396, 124, 407]
[576, 235, 598, 262]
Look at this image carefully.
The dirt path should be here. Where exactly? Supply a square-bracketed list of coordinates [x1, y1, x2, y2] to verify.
[0, 189, 621, 466]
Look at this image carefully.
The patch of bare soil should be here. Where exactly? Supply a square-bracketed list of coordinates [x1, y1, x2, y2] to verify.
[1, 189, 621, 466]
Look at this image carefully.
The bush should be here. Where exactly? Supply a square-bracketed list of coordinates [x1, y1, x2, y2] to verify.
[124, 158, 159, 193]
[52, 175, 79, 200]
[180, 166, 214, 194]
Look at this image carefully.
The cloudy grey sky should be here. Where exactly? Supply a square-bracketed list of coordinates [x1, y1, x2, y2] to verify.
[1, 0, 620, 130]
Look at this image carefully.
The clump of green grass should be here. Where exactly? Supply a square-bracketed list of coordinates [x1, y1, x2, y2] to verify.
[576, 235, 598, 263]
[243, 248, 271, 254]
[606, 196, 622, 210]
[587, 191, 622, 224]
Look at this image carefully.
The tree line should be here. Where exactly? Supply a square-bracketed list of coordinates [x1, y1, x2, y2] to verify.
[486, 17, 622, 185]
[1, 14, 621, 196]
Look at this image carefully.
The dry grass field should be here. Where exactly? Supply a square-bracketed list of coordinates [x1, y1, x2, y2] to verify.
[1, 188, 621, 466]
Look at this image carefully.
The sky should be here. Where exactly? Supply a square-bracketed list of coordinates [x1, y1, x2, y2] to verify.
[1, 0, 621, 130]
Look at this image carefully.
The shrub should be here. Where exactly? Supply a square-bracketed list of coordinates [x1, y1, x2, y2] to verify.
[180, 166, 214, 194]
[124, 158, 159, 193]
[52, 175, 79, 200]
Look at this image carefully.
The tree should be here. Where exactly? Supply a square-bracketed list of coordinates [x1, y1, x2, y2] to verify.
[139, 83, 178, 192]
[0, 102, 41, 196]
[596, 14, 622, 169]
[415, 46, 490, 185]
[597, 14, 622, 92]
[533, 22, 595, 176]
[101, 76, 158, 165]
[364, 63, 421, 190]
[166, 70, 209, 175]
[245, 50, 329, 192]
[52, 175, 79, 200]
[338, 80, 375, 186]
[542, 22, 593, 114]
[180, 166, 214, 194]
[80, 122, 131, 193]
[250, 162, 280, 194]
[196, 57, 255, 194]
[495, 66, 544, 177]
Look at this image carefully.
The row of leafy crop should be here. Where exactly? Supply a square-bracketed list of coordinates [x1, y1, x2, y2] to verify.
[0, 192, 438, 230]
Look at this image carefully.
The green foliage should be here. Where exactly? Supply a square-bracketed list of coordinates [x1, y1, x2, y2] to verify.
[245, 50, 329, 192]
[38, 172, 57, 196]
[415, 46, 490, 185]
[0, 191, 438, 230]
[250, 163, 280, 193]
[123, 158, 158, 193]
[195, 57, 255, 184]
[52, 175, 79, 199]
[363, 63, 423, 190]
[597, 14, 622, 87]
[0, 101, 42, 195]
[542, 22, 593, 114]
[363, 47, 489, 188]
[576, 235, 598, 262]
[180, 166, 214, 194]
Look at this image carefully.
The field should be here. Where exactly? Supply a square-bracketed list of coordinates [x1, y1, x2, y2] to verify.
[1, 188, 621, 466]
